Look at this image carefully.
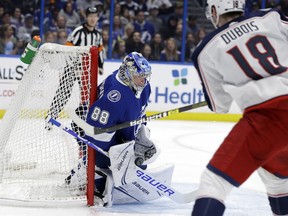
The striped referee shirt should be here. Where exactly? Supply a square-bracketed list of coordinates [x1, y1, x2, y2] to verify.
[66, 24, 104, 70]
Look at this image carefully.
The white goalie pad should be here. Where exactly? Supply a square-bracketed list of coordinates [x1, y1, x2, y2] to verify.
[109, 140, 137, 187]
[108, 141, 174, 204]
[113, 163, 174, 204]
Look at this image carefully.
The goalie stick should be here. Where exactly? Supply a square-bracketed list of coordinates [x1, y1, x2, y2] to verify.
[69, 101, 208, 136]
[48, 117, 197, 204]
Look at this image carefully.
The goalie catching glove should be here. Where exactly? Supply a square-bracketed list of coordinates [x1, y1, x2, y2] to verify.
[134, 124, 159, 166]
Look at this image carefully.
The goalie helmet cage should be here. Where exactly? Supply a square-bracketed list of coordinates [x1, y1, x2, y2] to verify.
[0, 43, 98, 207]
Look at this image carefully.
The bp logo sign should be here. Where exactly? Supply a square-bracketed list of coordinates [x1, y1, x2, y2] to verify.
[172, 68, 188, 86]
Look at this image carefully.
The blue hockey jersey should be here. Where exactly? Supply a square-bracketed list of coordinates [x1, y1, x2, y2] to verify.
[85, 70, 151, 168]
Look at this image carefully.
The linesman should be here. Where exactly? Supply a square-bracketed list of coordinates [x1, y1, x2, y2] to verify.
[66, 6, 104, 75]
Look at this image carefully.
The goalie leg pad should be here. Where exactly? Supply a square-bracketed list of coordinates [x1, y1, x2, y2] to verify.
[109, 140, 137, 187]
[112, 164, 175, 204]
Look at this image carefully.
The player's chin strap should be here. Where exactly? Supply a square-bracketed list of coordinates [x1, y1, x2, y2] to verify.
[48, 117, 197, 204]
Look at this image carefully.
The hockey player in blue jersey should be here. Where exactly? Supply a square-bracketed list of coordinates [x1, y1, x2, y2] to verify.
[191, 0, 288, 215]
[68, 52, 174, 206]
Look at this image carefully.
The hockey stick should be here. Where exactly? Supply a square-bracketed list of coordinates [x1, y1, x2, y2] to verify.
[48, 117, 197, 204]
[69, 101, 208, 136]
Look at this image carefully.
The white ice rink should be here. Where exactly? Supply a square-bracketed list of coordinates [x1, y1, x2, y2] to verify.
[0, 120, 272, 216]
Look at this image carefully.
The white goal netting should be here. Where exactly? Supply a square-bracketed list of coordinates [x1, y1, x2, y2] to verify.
[0, 43, 98, 206]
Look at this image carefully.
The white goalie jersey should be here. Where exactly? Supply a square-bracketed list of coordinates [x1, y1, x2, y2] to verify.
[192, 9, 288, 113]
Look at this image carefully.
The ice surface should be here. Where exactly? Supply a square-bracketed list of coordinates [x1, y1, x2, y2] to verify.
[0, 120, 271, 216]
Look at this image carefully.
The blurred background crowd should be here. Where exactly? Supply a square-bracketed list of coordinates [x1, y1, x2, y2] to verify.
[1, 0, 288, 62]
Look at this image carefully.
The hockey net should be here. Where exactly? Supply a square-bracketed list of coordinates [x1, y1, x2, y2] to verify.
[0, 43, 98, 206]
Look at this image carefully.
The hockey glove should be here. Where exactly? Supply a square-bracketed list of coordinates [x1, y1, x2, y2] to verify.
[134, 124, 158, 165]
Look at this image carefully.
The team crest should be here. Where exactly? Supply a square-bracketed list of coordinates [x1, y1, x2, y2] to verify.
[107, 90, 121, 102]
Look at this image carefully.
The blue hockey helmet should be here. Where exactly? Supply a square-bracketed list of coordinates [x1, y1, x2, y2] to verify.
[118, 52, 152, 98]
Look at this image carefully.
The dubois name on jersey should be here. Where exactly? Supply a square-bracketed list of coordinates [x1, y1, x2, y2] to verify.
[192, 9, 288, 113]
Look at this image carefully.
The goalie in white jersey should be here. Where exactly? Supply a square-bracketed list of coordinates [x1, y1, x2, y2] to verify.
[191, 1, 288, 215]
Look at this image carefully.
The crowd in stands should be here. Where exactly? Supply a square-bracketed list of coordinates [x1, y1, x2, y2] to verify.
[1, 0, 288, 62]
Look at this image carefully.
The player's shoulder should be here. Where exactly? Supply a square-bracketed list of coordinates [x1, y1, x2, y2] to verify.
[191, 9, 283, 63]
[100, 72, 131, 104]
[70, 24, 85, 34]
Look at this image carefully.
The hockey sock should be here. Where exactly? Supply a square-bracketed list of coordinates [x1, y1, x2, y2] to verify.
[268, 195, 288, 215]
[191, 197, 225, 216]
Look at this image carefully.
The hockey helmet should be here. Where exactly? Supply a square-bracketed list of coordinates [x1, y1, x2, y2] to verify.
[118, 52, 152, 98]
[206, 0, 245, 27]
[86, 7, 97, 16]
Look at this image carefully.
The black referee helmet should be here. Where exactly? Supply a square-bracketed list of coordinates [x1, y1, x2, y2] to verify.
[86, 7, 97, 16]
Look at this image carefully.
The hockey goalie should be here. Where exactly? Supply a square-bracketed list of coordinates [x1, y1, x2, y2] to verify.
[47, 52, 174, 206]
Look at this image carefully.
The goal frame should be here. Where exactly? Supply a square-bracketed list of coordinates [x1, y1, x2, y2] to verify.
[0, 44, 99, 207]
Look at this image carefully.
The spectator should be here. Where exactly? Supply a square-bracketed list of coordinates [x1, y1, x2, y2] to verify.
[0, 0, 14, 15]
[121, 6, 133, 24]
[34, 3, 55, 34]
[141, 44, 152, 60]
[17, 0, 37, 15]
[0, 24, 19, 55]
[95, 1, 108, 29]
[76, 0, 98, 22]
[160, 37, 181, 62]
[147, 0, 173, 22]
[0, 6, 4, 18]
[17, 14, 39, 42]
[57, 29, 68, 45]
[112, 15, 124, 43]
[195, 27, 207, 44]
[16, 33, 30, 55]
[138, 0, 149, 13]
[133, 10, 155, 43]
[160, 14, 178, 40]
[125, 31, 144, 53]
[122, 23, 135, 41]
[185, 32, 196, 62]
[102, 29, 109, 59]
[57, 0, 77, 11]
[187, 15, 199, 35]
[1, 12, 17, 38]
[171, 1, 184, 21]
[114, 3, 129, 26]
[1, 12, 12, 26]
[119, 0, 140, 19]
[54, 15, 72, 36]
[10, 7, 24, 29]
[112, 39, 127, 60]
[149, 33, 164, 61]
[44, 31, 56, 43]
[59, 2, 81, 31]
[245, 0, 260, 14]
[174, 21, 183, 51]
[146, 5, 163, 34]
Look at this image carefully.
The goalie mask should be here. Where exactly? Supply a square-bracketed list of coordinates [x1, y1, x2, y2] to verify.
[118, 52, 152, 98]
[206, 0, 245, 28]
